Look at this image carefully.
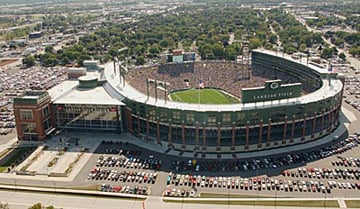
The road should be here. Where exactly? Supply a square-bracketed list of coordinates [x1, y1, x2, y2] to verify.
[289, 11, 360, 70]
[265, 16, 282, 48]
[0, 189, 353, 209]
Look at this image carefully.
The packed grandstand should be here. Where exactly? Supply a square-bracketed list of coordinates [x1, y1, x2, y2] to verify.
[125, 59, 315, 102]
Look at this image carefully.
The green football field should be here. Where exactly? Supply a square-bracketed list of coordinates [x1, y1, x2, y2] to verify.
[170, 88, 239, 104]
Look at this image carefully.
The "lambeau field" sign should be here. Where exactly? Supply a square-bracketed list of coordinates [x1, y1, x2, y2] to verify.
[241, 80, 302, 104]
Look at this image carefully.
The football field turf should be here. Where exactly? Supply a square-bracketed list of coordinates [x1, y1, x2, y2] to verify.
[170, 88, 239, 104]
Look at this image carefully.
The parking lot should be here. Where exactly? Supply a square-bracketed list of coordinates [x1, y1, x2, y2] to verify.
[0, 64, 67, 137]
[340, 67, 360, 115]
[72, 132, 360, 199]
[163, 135, 360, 198]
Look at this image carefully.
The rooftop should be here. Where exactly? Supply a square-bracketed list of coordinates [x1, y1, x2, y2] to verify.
[14, 91, 50, 105]
[253, 49, 329, 75]
[50, 80, 123, 106]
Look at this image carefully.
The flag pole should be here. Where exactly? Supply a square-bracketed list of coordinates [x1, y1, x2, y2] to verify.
[198, 79, 200, 105]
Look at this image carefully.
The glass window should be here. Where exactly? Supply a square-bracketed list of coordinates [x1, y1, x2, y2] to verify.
[207, 114, 216, 125]
[21, 123, 36, 133]
[251, 112, 259, 124]
[223, 113, 231, 126]
[159, 110, 168, 122]
[42, 105, 50, 117]
[149, 107, 156, 121]
[186, 113, 194, 124]
[43, 119, 51, 131]
[172, 111, 180, 123]
[139, 105, 146, 117]
[237, 112, 245, 125]
[20, 110, 33, 120]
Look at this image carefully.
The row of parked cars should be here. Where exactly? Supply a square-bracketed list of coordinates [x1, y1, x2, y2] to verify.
[167, 173, 360, 193]
[164, 187, 196, 197]
[344, 74, 360, 112]
[331, 156, 360, 167]
[100, 183, 149, 195]
[88, 167, 158, 184]
[283, 167, 360, 180]
[96, 154, 162, 170]
[0, 128, 12, 135]
[171, 135, 360, 173]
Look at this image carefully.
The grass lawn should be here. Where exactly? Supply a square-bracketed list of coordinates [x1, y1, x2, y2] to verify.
[0, 147, 33, 172]
[200, 193, 275, 198]
[170, 88, 239, 104]
[345, 200, 360, 208]
[163, 199, 339, 208]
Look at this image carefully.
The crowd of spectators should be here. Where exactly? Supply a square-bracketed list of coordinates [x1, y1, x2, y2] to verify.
[126, 60, 310, 100]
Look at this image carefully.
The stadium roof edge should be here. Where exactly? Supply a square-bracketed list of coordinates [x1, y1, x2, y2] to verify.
[103, 55, 343, 112]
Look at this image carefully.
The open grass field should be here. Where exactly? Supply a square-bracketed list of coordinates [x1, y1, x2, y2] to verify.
[0, 147, 33, 173]
[163, 199, 339, 208]
[170, 88, 239, 104]
[200, 192, 275, 198]
[345, 200, 360, 208]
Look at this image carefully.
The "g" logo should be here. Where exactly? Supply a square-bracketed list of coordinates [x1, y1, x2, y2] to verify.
[270, 82, 279, 89]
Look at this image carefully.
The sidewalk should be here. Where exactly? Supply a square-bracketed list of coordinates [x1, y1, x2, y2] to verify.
[0, 183, 355, 209]
[0, 137, 18, 161]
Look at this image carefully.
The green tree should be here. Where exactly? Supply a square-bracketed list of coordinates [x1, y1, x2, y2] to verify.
[0, 202, 9, 209]
[268, 34, 277, 45]
[41, 52, 58, 67]
[286, 47, 297, 54]
[28, 203, 55, 209]
[61, 56, 70, 65]
[249, 38, 262, 50]
[332, 38, 344, 47]
[108, 47, 118, 58]
[159, 39, 169, 48]
[45, 45, 54, 53]
[349, 47, 360, 57]
[136, 56, 145, 66]
[299, 43, 307, 52]
[339, 52, 346, 61]
[321, 47, 334, 59]
[28, 203, 42, 209]
[212, 43, 224, 59]
[132, 45, 146, 55]
[225, 47, 236, 60]
[22, 55, 36, 68]
[149, 45, 159, 55]
[264, 43, 274, 50]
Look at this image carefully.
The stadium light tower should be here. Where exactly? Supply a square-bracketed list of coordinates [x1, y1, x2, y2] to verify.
[241, 35, 251, 80]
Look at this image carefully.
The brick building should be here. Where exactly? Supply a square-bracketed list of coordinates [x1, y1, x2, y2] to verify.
[13, 91, 55, 141]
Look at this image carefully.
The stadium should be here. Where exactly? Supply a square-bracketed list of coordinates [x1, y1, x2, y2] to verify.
[14, 49, 344, 154]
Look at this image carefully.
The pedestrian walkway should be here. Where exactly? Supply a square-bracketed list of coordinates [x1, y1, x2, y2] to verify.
[0, 137, 18, 162]
[338, 198, 347, 208]
[0, 185, 355, 209]
[0, 137, 17, 150]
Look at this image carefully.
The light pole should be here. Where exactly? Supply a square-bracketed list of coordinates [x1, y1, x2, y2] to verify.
[228, 186, 230, 209]
[274, 188, 277, 209]
[324, 191, 327, 209]
[256, 161, 259, 206]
